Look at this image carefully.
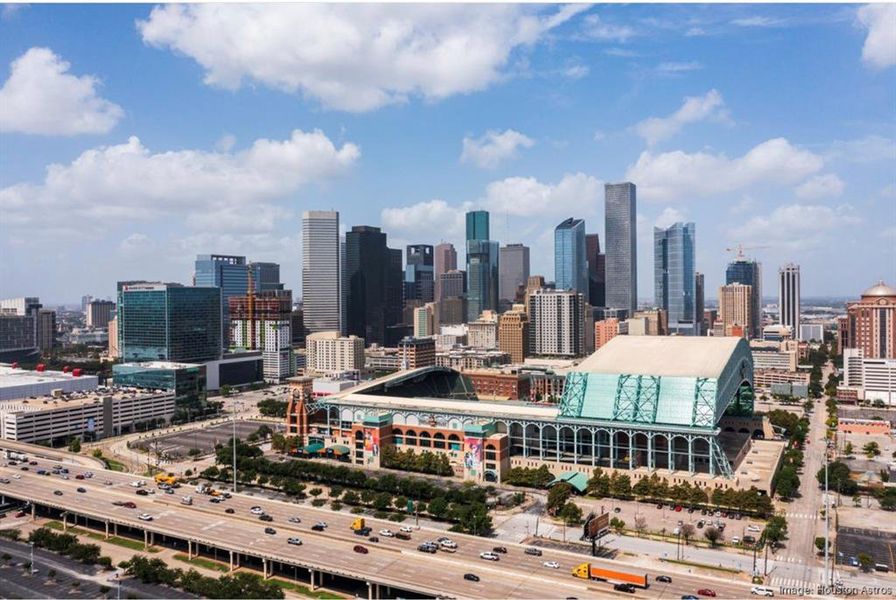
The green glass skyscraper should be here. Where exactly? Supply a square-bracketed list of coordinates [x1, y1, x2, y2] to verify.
[465, 210, 498, 321]
[117, 282, 222, 363]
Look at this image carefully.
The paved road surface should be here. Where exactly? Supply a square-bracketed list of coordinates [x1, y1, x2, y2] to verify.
[0, 456, 757, 600]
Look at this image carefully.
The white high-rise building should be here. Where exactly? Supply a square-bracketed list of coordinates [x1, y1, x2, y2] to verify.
[306, 331, 365, 375]
[87, 300, 115, 329]
[528, 289, 586, 357]
[779, 263, 801, 340]
[302, 211, 341, 334]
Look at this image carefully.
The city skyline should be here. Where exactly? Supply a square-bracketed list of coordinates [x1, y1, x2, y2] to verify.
[1, 3, 894, 303]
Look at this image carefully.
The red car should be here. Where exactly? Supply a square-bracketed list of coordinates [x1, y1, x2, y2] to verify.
[674, 505, 682, 512]
[353, 545, 368, 554]
[14, 511, 26, 518]
[697, 589, 717, 597]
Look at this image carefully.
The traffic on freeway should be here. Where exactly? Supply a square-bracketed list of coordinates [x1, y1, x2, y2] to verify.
[0, 453, 756, 599]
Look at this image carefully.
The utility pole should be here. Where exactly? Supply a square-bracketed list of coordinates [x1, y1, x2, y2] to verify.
[232, 401, 240, 493]
[29, 541, 34, 575]
[824, 445, 830, 586]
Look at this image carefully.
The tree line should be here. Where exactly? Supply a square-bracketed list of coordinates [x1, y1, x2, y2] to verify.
[121, 555, 284, 599]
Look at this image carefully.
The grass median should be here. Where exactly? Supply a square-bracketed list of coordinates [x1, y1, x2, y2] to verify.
[44, 520, 160, 553]
[172, 553, 228, 572]
[660, 558, 742, 574]
[270, 579, 344, 599]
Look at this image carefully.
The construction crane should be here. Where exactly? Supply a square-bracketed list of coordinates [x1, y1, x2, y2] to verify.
[725, 243, 769, 260]
[247, 266, 256, 350]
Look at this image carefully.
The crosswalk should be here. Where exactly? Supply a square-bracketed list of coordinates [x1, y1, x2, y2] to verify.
[784, 512, 817, 519]
[768, 576, 813, 593]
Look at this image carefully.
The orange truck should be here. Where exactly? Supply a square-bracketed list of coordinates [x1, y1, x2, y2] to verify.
[571, 563, 649, 588]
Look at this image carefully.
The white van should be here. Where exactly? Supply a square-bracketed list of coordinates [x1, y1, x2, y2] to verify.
[750, 586, 774, 597]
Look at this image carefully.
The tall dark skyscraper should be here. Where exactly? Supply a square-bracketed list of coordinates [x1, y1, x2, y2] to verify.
[726, 255, 763, 339]
[249, 262, 284, 292]
[585, 233, 606, 308]
[345, 226, 402, 346]
[654, 222, 696, 335]
[499, 243, 530, 305]
[465, 210, 498, 321]
[194, 254, 248, 347]
[404, 244, 434, 304]
[605, 182, 637, 313]
[434, 242, 457, 302]
[695, 272, 705, 336]
[554, 218, 588, 302]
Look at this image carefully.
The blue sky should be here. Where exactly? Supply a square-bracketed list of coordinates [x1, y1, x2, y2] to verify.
[1, 3, 894, 305]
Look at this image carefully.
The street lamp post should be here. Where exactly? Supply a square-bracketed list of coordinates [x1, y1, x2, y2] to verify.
[232, 401, 241, 493]
[29, 541, 34, 575]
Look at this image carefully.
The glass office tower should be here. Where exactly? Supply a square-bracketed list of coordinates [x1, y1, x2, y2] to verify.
[554, 218, 588, 302]
[465, 210, 498, 321]
[605, 182, 638, 313]
[117, 283, 222, 363]
[654, 222, 696, 335]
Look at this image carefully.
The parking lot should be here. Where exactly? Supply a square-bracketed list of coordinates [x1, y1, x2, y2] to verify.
[836, 527, 896, 571]
[131, 420, 283, 459]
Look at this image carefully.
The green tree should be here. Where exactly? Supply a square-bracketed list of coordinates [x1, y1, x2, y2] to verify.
[857, 553, 873, 572]
[558, 502, 583, 525]
[547, 483, 573, 515]
[764, 515, 788, 544]
[680, 523, 695, 544]
[844, 441, 853, 457]
[587, 468, 611, 498]
[608, 472, 632, 498]
[67, 437, 81, 453]
[817, 461, 858, 495]
[863, 441, 881, 458]
[703, 526, 722, 547]
[373, 492, 393, 512]
[775, 466, 800, 499]
[609, 517, 625, 534]
[427, 496, 450, 520]
[815, 537, 829, 554]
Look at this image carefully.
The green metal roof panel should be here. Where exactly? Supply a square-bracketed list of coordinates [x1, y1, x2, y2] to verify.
[303, 442, 324, 453]
[548, 471, 589, 493]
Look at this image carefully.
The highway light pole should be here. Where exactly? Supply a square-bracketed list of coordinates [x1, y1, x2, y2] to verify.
[29, 541, 34, 575]
[824, 446, 830, 587]
[232, 401, 241, 494]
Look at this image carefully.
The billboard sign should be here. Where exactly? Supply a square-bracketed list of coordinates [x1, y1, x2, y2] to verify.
[583, 512, 610, 539]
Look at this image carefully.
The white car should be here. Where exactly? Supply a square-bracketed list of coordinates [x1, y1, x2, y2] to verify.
[400, 526, 414, 533]
[479, 552, 499, 561]
[542, 561, 560, 569]
[287, 537, 303, 546]
[12, 474, 21, 479]
[315, 521, 328, 528]
[138, 513, 153, 521]
[747, 525, 762, 533]
[288, 516, 301, 523]
[380, 529, 395, 537]
[129, 481, 144, 488]
[440, 539, 457, 549]
[750, 586, 775, 597]
[250, 506, 265, 516]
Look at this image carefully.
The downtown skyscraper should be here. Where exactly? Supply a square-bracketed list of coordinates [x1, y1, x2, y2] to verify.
[654, 222, 697, 335]
[345, 226, 403, 346]
[499, 243, 530, 306]
[554, 218, 588, 303]
[605, 182, 637, 314]
[302, 210, 341, 334]
[434, 242, 457, 302]
[779, 263, 801, 340]
[465, 210, 499, 322]
[726, 254, 763, 339]
[585, 233, 606, 308]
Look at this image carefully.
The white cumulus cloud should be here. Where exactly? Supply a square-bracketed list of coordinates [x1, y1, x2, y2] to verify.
[730, 204, 861, 251]
[481, 172, 602, 217]
[858, 4, 896, 69]
[137, 3, 587, 112]
[794, 174, 845, 199]
[580, 14, 636, 42]
[0, 47, 123, 135]
[634, 89, 727, 146]
[381, 199, 470, 244]
[0, 129, 359, 233]
[460, 129, 535, 169]
[654, 207, 687, 229]
[626, 137, 825, 202]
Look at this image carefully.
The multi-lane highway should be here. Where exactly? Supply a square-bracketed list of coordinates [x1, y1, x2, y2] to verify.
[0, 452, 757, 599]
